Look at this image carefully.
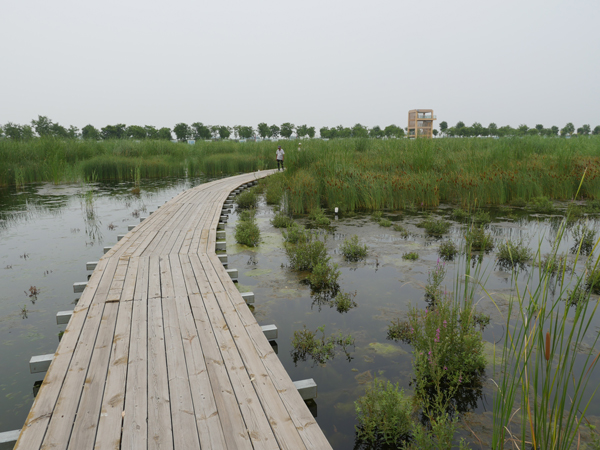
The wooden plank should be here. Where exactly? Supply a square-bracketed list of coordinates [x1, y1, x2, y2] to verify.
[188, 255, 280, 450]
[179, 256, 253, 450]
[121, 257, 149, 450]
[160, 258, 201, 450]
[198, 253, 308, 450]
[93, 258, 138, 450]
[147, 274, 173, 449]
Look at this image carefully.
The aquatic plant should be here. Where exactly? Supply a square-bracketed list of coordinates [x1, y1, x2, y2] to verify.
[417, 217, 451, 236]
[355, 378, 412, 447]
[438, 240, 458, 261]
[271, 212, 294, 228]
[235, 190, 258, 209]
[308, 260, 340, 291]
[529, 196, 556, 214]
[378, 218, 392, 227]
[234, 210, 260, 246]
[340, 235, 368, 261]
[307, 207, 330, 227]
[496, 239, 533, 269]
[393, 224, 410, 238]
[424, 261, 447, 302]
[332, 291, 357, 313]
[402, 251, 419, 261]
[284, 233, 328, 271]
[281, 222, 308, 244]
[571, 222, 596, 255]
[291, 325, 354, 365]
[465, 225, 494, 252]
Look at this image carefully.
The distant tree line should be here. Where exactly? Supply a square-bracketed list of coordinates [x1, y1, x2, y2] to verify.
[437, 121, 600, 137]
[2, 116, 598, 141]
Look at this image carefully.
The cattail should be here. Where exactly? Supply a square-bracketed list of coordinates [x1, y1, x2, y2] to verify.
[545, 332, 551, 362]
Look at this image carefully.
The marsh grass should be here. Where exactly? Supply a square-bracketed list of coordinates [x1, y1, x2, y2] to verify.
[465, 226, 494, 252]
[571, 222, 597, 255]
[271, 212, 294, 228]
[402, 251, 419, 261]
[438, 240, 458, 261]
[496, 239, 533, 269]
[235, 190, 258, 209]
[490, 207, 600, 450]
[417, 216, 451, 236]
[340, 235, 368, 261]
[235, 210, 260, 246]
[378, 218, 392, 227]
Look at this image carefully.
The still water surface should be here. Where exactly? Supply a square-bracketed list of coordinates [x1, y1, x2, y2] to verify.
[1, 177, 599, 449]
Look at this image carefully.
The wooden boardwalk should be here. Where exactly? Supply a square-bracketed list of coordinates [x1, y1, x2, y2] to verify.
[14, 170, 333, 450]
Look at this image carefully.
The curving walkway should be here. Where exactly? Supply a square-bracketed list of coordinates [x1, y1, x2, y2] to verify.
[14, 170, 333, 450]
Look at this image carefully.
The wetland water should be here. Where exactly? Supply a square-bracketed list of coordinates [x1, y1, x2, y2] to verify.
[1, 176, 599, 448]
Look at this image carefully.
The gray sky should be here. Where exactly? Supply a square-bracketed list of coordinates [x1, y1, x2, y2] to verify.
[2, 0, 599, 133]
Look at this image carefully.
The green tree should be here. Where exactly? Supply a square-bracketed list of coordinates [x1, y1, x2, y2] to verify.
[127, 125, 147, 140]
[280, 122, 295, 139]
[269, 124, 280, 139]
[432, 129, 438, 137]
[517, 124, 529, 136]
[0, 125, 4, 139]
[352, 123, 368, 138]
[528, 128, 539, 136]
[82, 124, 100, 140]
[101, 124, 127, 140]
[191, 122, 211, 140]
[369, 126, 383, 138]
[488, 123, 498, 136]
[257, 122, 270, 139]
[561, 122, 575, 137]
[239, 126, 254, 139]
[157, 127, 172, 140]
[67, 125, 80, 139]
[3, 123, 24, 140]
[383, 124, 404, 138]
[50, 122, 69, 138]
[593, 125, 600, 135]
[319, 126, 331, 139]
[144, 125, 159, 139]
[439, 121, 448, 136]
[307, 126, 316, 138]
[31, 115, 53, 137]
[296, 124, 309, 139]
[535, 124, 544, 132]
[551, 126, 559, 136]
[580, 124, 591, 135]
[218, 126, 231, 140]
[173, 123, 191, 141]
[336, 125, 352, 138]
[471, 122, 484, 137]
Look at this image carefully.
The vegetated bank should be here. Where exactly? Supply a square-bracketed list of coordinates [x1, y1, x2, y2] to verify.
[269, 136, 600, 213]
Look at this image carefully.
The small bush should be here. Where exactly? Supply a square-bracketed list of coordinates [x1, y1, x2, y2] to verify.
[465, 226, 494, 252]
[340, 235, 368, 261]
[529, 196, 556, 214]
[417, 217, 451, 236]
[566, 203, 585, 221]
[438, 240, 458, 261]
[425, 261, 446, 302]
[496, 239, 532, 269]
[332, 291, 357, 313]
[387, 319, 413, 343]
[308, 207, 330, 227]
[473, 210, 491, 224]
[393, 224, 410, 238]
[565, 285, 589, 308]
[355, 378, 412, 447]
[510, 197, 527, 207]
[585, 199, 600, 214]
[451, 208, 469, 222]
[371, 211, 383, 220]
[282, 223, 308, 244]
[235, 190, 258, 209]
[379, 218, 392, 227]
[271, 212, 294, 228]
[571, 223, 597, 255]
[538, 252, 570, 275]
[235, 211, 260, 246]
[291, 325, 354, 365]
[308, 260, 340, 291]
[402, 251, 419, 261]
[284, 234, 328, 272]
[472, 312, 491, 331]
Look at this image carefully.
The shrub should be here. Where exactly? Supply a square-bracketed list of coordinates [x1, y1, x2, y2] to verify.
[235, 210, 260, 246]
[529, 196, 556, 214]
[408, 297, 486, 390]
[510, 197, 527, 207]
[451, 208, 469, 222]
[496, 239, 532, 269]
[332, 291, 357, 313]
[402, 251, 419, 261]
[438, 240, 458, 261]
[291, 325, 354, 365]
[566, 203, 585, 221]
[340, 235, 368, 261]
[538, 252, 570, 275]
[308, 207, 330, 227]
[379, 218, 392, 227]
[271, 212, 294, 228]
[308, 260, 340, 291]
[473, 210, 491, 224]
[282, 222, 308, 244]
[235, 189, 258, 209]
[425, 261, 446, 302]
[417, 217, 451, 236]
[465, 226, 494, 252]
[387, 319, 413, 343]
[571, 223, 597, 255]
[371, 211, 383, 220]
[393, 224, 410, 238]
[284, 234, 328, 271]
[355, 378, 412, 447]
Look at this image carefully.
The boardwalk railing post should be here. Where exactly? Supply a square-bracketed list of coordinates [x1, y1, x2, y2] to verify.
[29, 354, 54, 374]
[0, 429, 21, 446]
[293, 379, 318, 400]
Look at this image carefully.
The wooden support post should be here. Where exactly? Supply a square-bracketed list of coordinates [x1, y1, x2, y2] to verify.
[261, 324, 278, 341]
[220, 215, 228, 222]
[241, 292, 254, 304]
[226, 268, 238, 280]
[117, 235, 125, 241]
[216, 230, 226, 240]
[56, 310, 73, 325]
[29, 354, 54, 374]
[128, 225, 136, 231]
[216, 241, 226, 251]
[73, 281, 87, 293]
[217, 254, 228, 264]
[293, 379, 317, 400]
[103, 246, 111, 254]
[86, 261, 98, 270]
[217, 222, 225, 230]
[140, 217, 146, 222]
[0, 430, 20, 446]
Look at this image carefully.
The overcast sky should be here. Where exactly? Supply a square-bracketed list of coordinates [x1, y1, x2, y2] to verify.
[1, 0, 599, 133]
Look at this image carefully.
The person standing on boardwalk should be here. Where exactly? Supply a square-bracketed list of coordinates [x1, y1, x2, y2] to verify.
[276, 145, 285, 171]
